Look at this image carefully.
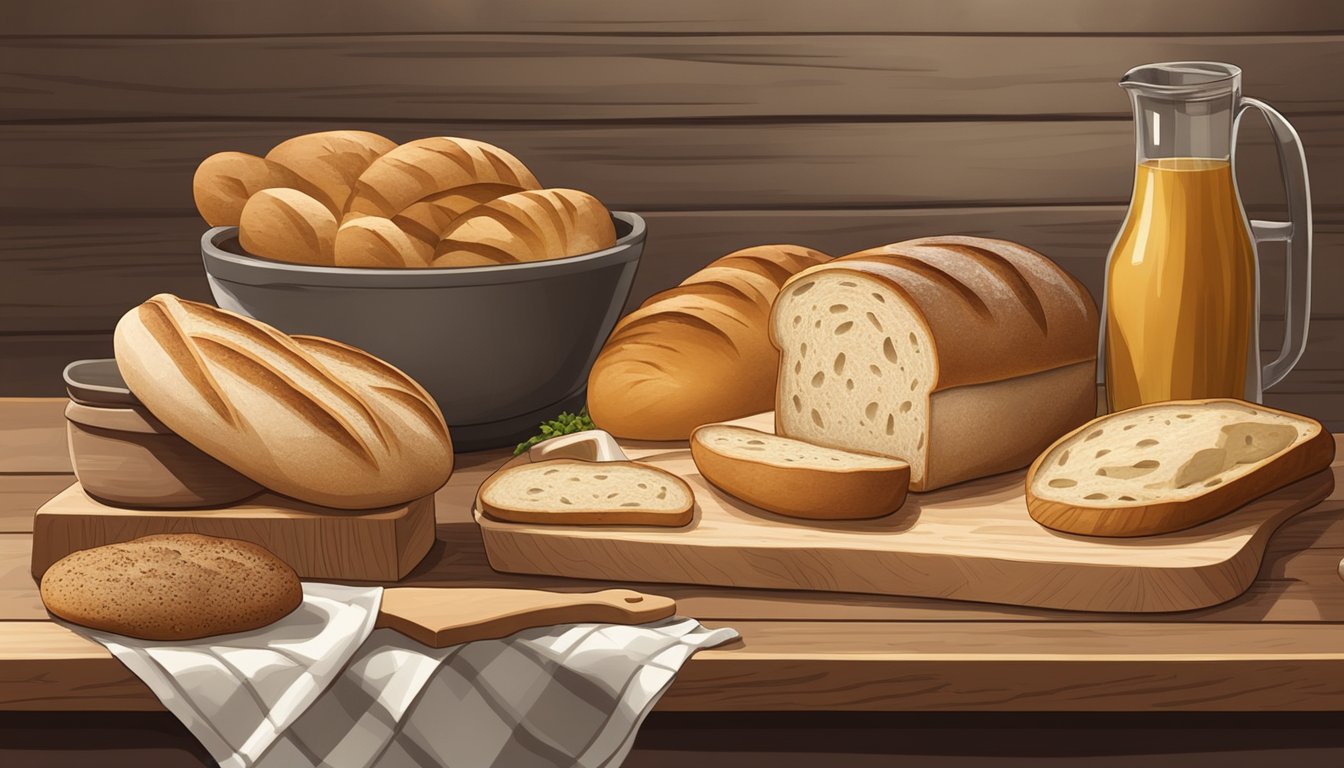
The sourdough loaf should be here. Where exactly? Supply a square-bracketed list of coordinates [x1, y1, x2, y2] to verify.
[433, 188, 616, 267]
[691, 424, 910, 520]
[771, 235, 1098, 491]
[588, 245, 831, 440]
[113, 294, 454, 509]
[478, 459, 694, 526]
[1027, 399, 1334, 536]
[40, 534, 302, 641]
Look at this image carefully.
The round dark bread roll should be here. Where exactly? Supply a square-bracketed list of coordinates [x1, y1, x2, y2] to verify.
[40, 534, 303, 641]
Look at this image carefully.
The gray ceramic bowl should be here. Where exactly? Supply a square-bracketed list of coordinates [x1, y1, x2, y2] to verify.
[201, 212, 645, 451]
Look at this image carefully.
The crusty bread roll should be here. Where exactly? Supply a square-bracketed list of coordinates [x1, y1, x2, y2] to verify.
[113, 294, 454, 509]
[264, 130, 397, 215]
[433, 188, 616, 267]
[772, 235, 1098, 491]
[193, 151, 310, 227]
[238, 188, 338, 266]
[334, 215, 433, 268]
[393, 183, 524, 246]
[40, 534, 302, 641]
[587, 245, 831, 440]
[345, 137, 540, 219]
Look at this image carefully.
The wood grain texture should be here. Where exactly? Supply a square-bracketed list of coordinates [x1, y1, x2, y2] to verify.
[477, 414, 1338, 613]
[374, 587, 676, 647]
[5, 35, 1342, 121]
[0, 399, 69, 474]
[3, 119, 1335, 218]
[30, 483, 436, 581]
[8, 619, 1344, 712]
[10, 0, 1344, 34]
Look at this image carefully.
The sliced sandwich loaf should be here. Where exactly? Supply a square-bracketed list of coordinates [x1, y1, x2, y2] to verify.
[691, 425, 910, 520]
[478, 459, 694, 527]
[1027, 399, 1335, 536]
[770, 235, 1099, 492]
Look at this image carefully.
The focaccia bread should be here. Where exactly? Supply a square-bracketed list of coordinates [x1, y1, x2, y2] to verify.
[588, 244, 831, 440]
[771, 235, 1098, 491]
[113, 294, 454, 509]
[1027, 399, 1334, 536]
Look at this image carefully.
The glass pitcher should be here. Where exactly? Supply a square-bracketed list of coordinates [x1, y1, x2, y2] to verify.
[1100, 62, 1312, 413]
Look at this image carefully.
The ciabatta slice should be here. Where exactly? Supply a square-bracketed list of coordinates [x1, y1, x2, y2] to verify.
[478, 459, 693, 527]
[691, 424, 910, 520]
[1027, 399, 1334, 537]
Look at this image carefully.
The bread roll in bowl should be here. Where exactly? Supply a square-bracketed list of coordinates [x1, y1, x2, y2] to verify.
[193, 152, 308, 227]
[335, 216, 433, 268]
[346, 137, 539, 219]
[433, 188, 617, 268]
[264, 130, 397, 215]
[239, 188, 338, 266]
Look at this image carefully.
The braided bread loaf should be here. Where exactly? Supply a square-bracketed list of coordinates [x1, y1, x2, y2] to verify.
[587, 245, 831, 440]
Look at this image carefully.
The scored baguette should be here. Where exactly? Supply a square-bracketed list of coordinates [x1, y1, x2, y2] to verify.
[345, 137, 540, 219]
[238, 188, 338, 266]
[393, 183, 525, 246]
[1027, 399, 1335, 537]
[113, 294, 454, 509]
[478, 459, 694, 527]
[691, 425, 910, 520]
[263, 130, 397, 215]
[193, 151, 312, 227]
[334, 215, 433, 268]
[432, 188, 617, 267]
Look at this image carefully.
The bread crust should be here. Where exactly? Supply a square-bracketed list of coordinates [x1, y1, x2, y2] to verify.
[588, 244, 831, 440]
[40, 534, 302, 641]
[800, 236, 1099, 392]
[477, 459, 694, 527]
[264, 130, 396, 214]
[690, 426, 910, 520]
[193, 151, 312, 227]
[345, 137, 539, 218]
[1026, 399, 1336, 537]
[114, 294, 454, 509]
[432, 188, 616, 267]
[239, 187, 338, 266]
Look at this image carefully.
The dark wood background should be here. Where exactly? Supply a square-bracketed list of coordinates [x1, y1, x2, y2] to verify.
[2, 0, 1341, 426]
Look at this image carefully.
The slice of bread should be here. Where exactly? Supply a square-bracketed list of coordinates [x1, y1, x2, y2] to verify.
[1027, 399, 1335, 537]
[478, 459, 694, 526]
[40, 534, 302, 640]
[691, 424, 910, 520]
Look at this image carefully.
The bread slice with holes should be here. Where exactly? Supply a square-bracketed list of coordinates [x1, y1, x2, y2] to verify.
[478, 459, 694, 526]
[691, 424, 910, 520]
[771, 236, 1099, 492]
[1027, 399, 1334, 537]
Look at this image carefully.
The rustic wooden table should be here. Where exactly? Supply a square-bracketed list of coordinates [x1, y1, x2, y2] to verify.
[5, 396, 1344, 765]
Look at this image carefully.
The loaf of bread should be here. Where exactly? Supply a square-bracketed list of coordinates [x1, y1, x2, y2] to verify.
[1027, 399, 1334, 536]
[40, 534, 301, 641]
[587, 245, 831, 441]
[345, 137, 540, 219]
[478, 459, 694, 526]
[113, 294, 454, 509]
[691, 424, 910, 520]
[433, 189, 616, 267]
[771, 235, 1098, 491]
[334, 215, 433, 268]
[193, 152, 311, 227]
[393, 183, 526, 246]
[238, 188, 338, 266]
[264, 130, 397, 215]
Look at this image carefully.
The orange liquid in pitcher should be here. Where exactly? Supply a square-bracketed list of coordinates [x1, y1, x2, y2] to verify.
[1105, 158, 1256, 412]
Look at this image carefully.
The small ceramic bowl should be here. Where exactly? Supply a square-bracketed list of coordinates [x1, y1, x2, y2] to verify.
[62, 360, 262, 508]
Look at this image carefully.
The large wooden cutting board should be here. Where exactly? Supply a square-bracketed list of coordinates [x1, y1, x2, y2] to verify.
[476, 413, 1336, 613]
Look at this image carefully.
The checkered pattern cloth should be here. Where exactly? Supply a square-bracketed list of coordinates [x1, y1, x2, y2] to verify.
[74, 583, 738, 768]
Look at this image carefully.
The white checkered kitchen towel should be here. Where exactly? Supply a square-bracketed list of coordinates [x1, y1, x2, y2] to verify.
[71, 582, 739, 768]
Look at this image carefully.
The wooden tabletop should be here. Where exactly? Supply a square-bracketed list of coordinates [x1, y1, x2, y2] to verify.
[3, 397, 1344, 712]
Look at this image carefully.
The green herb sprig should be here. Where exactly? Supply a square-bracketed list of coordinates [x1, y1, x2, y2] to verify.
[514, 408, 596, 455]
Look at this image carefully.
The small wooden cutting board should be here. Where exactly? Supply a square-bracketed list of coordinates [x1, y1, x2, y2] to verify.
[374, 588, 676, 647]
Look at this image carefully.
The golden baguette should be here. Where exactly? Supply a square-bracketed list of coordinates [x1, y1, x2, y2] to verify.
[345, 137, 539, 218]
[264, 130, 397, 215]
[432, 188, 616, 268]
[334, 216, 432, 268]
[113, 295, 454, 509]
[193, 151, 310, 227]
[393, 183, 524, 246]
[238, 188, 338, 266]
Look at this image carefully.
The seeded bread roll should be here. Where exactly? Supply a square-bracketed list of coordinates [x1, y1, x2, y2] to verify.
[264, 130, 397, 215]
[691, 424, 910, 520]
[478, 459, 694, 526]
[113, 294, 454, 509]
[432, 188, 617, 267]
[588, 245, 832, 441]
[772, 235, 1098, 491]
[40, 534, 301, 641]
[345, 137, 540, 219]
[1027, 399, 1334, 537]
[193, 152, 311, 227]
[238, 188, 338, 266]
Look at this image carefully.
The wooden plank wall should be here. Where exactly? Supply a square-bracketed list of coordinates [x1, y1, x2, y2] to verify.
[2, 1, 1342, 426]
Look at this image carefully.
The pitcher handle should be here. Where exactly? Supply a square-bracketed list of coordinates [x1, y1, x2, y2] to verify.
[1235, 97, 1313, 391]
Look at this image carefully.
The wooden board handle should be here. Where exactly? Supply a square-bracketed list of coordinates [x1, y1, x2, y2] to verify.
[374, 587, 676, 648]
